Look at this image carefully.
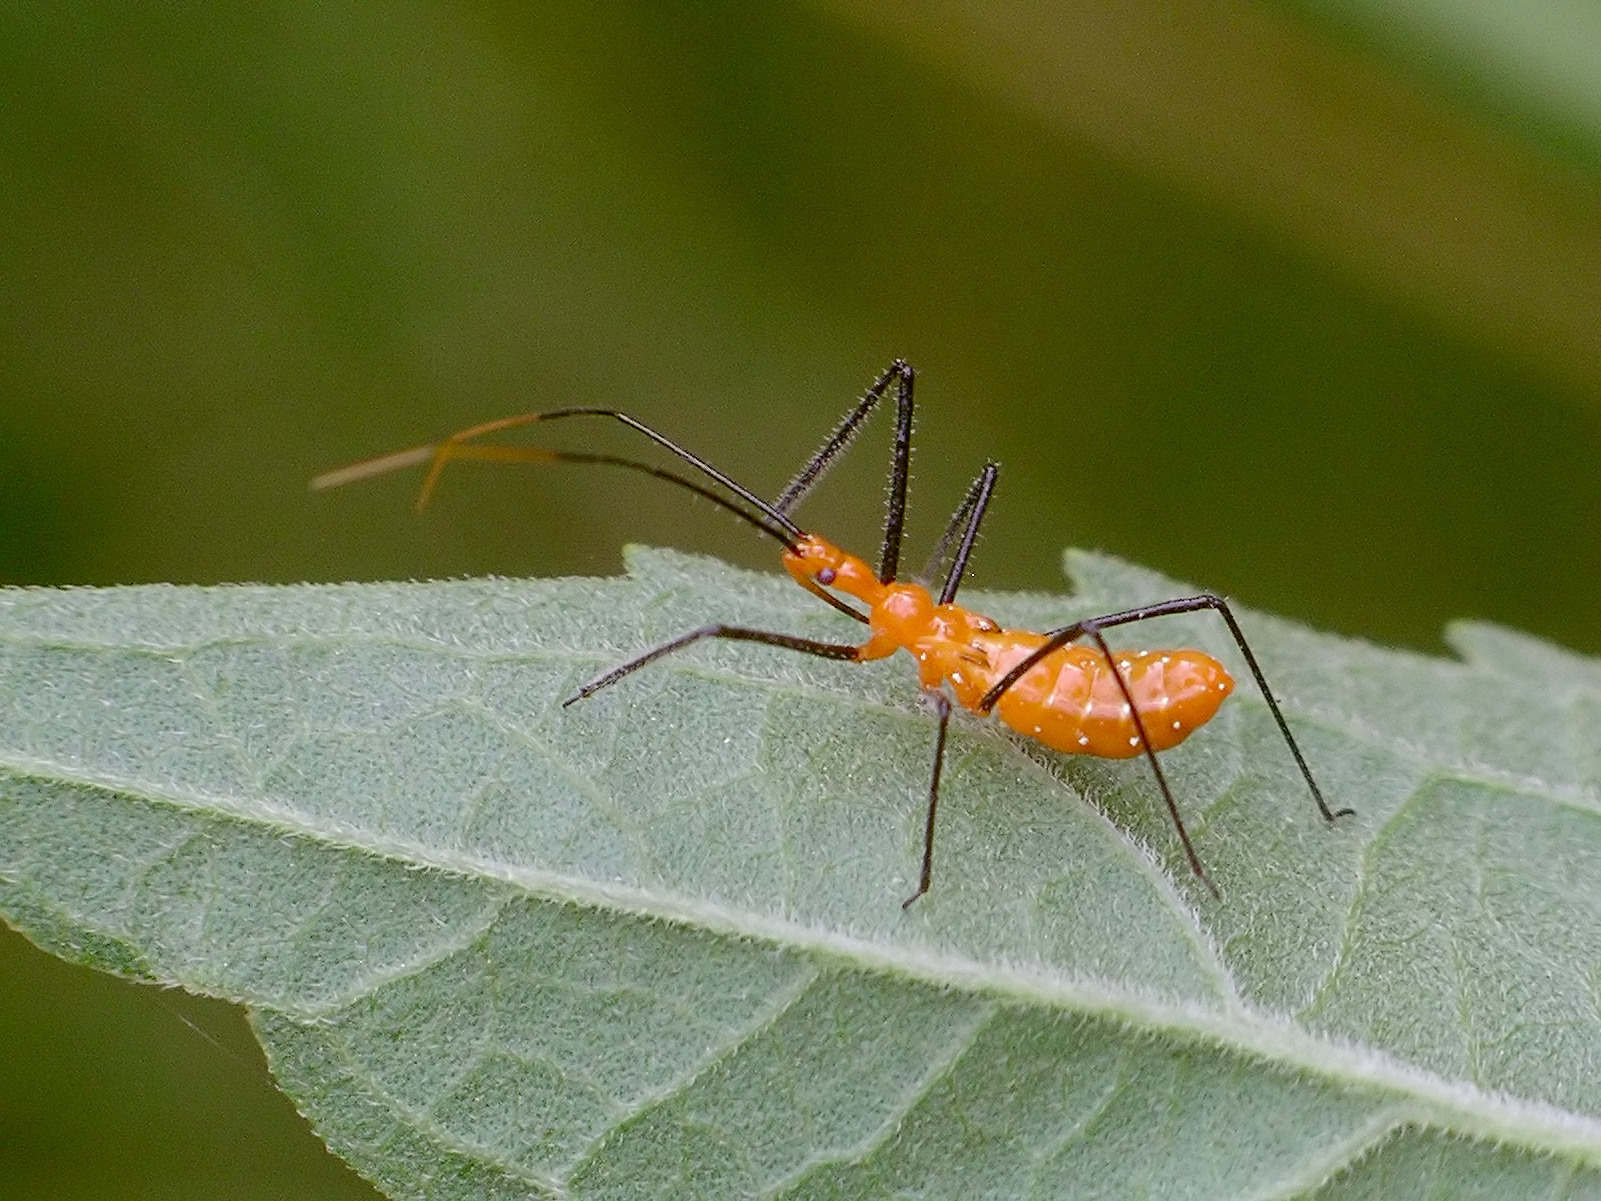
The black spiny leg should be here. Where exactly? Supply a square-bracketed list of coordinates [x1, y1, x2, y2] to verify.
[564, 625, 861, 705]
[903, 690, 954, 909]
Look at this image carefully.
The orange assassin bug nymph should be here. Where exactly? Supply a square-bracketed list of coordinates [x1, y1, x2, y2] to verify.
[314, 361, 1353, 905]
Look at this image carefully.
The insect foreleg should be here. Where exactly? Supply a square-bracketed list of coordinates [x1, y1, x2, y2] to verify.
[773, 360, 917, 585]
[563, 625, 861, 706]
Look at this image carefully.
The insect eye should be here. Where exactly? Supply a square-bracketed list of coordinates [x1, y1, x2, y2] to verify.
[816, 567, 837, 585]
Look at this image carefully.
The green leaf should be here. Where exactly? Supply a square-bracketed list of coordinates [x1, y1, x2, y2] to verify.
[2, 547, 1599, 1198]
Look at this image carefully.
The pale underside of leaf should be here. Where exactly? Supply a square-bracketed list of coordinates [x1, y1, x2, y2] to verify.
[2, 547, 1600, 1199]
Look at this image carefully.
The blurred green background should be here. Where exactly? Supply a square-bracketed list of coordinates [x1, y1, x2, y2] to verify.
[4, 1, 1600, 1196]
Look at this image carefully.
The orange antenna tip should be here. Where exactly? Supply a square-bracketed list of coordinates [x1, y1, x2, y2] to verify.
[309, 444, 439, 492]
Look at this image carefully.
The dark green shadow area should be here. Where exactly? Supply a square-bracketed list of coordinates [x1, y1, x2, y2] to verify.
[0, 923, 381, 1199]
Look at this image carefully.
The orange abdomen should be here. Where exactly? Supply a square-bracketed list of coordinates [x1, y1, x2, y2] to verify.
[991, 645, 1234, 758]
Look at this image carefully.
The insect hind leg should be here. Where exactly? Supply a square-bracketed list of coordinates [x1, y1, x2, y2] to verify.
[973, 592, 1352, 895]
[980, 594, 1350, 823]
[1079, 621, 1219, 897]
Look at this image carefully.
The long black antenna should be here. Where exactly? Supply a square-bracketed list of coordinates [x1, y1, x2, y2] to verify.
[478, 447, 801, 546]
[511, 409, 807, 545]
[316, 407, 808, 549]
